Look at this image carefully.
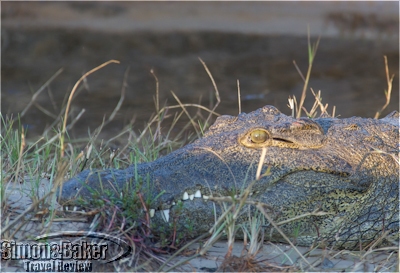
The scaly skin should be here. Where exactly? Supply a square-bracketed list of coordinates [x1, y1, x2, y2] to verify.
[59, 105, 399, 249]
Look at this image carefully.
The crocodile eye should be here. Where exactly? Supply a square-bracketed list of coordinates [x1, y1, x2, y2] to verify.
[250, 129, 269, 143]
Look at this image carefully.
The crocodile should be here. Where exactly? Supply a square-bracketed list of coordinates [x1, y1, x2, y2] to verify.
[59, 105, 399, 250]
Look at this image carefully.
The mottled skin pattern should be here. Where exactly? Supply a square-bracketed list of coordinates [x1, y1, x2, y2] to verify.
[59, 106, 399, 249]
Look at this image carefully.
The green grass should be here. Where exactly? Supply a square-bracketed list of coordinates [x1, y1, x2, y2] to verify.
[1, 37, 397, 271]
[0, 57, 224, 271]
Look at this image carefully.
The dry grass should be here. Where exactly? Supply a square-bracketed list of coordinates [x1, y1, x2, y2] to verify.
[0, 58, 221, 271]
[1, 39, 398, 272]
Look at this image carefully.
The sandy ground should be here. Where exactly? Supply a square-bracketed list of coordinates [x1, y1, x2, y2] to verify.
[1, 2, 398, 272]
[2, 178, 398, 272]
[2, 1, 398, 38]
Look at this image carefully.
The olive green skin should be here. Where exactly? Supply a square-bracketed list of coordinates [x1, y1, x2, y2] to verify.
[59, 106, 399, 249]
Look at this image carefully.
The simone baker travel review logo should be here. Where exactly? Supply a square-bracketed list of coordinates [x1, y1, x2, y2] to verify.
[1, 232, 132, 272]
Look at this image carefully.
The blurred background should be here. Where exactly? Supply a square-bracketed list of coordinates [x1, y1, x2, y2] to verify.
[2, 1, 399, 141]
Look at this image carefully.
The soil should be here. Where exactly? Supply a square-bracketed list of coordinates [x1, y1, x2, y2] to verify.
[1, 2, 398, 272]
[2, 178, 398, 272]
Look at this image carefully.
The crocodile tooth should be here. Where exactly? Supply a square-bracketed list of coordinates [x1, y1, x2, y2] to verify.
[182, 192, 189, 200]
[189, 194, 195, 200]
[203, 195, 209, 200]
[194, 190, 202, 198]
[149, 209, 155, 218]
[161, 209, 170, 222]
[73, 206, 78, 212]
[65, 206, 69, 211]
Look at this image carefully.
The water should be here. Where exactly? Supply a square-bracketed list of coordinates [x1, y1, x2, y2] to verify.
[2, 2, 399, 142]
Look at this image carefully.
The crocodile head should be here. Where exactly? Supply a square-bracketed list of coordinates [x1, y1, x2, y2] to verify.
[59, 105, 399, 249]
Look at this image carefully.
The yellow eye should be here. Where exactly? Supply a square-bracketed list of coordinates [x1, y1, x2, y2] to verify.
[250, 129, 269, 143]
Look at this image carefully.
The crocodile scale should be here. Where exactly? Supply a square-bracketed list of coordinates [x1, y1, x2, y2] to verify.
[59, 105, 399, 249]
